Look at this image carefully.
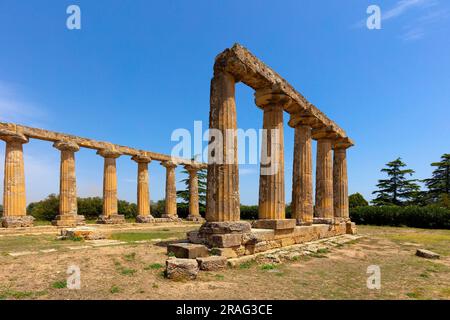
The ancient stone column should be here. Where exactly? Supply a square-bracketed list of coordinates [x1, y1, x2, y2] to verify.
[185, 164, 204, 222]
[97, 148, 124, 224]
[255, 91, 291, 220]
[132, 154, 154, 223]
[52, 140, 85, 227]
[314, 137, 334, 223]
[0, 130, 34, 228]
[333, 138, 353, 222]
[206, 71, 240, 222]
[161, 160, 178, 219]
[291, 125, 313, 225]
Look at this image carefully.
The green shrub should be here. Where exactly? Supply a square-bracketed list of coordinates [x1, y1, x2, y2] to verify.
[350, 205, 450, 229]
[240, 205, 258, 220]
[349, 193, 369, 208]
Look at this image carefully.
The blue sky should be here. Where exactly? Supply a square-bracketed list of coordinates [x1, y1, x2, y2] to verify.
[0, 0, 449, 205]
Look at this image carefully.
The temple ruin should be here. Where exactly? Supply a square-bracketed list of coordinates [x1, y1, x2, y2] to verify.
[0, 43, 355, 259]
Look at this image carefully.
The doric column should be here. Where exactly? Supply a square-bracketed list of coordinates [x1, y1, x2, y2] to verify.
[312, 127, 339, 224]
[132, 154, 154, 223]
[52, 140, 85, 227]
[0, 129, 34, 228]
[291, 124, 313, 225]
[333, 138, 354, 222]
[185, 164, 204, 222]
[161, 160, 178, 219]
[206, 71, 240, 222]
[255, 90, 292, 220]
[97, 148, 124, 224]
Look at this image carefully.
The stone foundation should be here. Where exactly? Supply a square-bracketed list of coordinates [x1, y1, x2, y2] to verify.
[188, 221, 356, 258]
[135, 215, 155, 223]
[96, 214, 125, 224]
[52, 214, 85, 227]
[1, 216, 35, 228]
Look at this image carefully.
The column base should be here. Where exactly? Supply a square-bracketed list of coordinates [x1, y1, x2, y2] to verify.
[136, 215, 155, 223]
[186, 215, 205, 222]
[313, 217, 334, 225]
[161, 214, 179, 220]
[252, 219, 296, 230]
[52, 214, 85, 227]
[196, 221, 253, 248]
[96, 214, 125, 224]
[1, 216, 35, 228]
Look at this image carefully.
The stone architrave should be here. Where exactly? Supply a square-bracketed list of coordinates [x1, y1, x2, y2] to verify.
[52, 140, 85, 227]
[132, 154, 154, 223]
[0, 129, 34, 228]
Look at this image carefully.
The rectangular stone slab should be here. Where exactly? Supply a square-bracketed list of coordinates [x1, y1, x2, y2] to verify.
[252, 219, 296, 230]
[167, 243, 209, 259]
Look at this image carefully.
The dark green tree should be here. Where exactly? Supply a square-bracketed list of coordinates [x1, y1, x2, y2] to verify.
[372, 158, 420, 206]
[349, 193, 369, 208]
[423, 154, 450, 203]
[177, 168, 207, 206]
[0, 204, 3, 216]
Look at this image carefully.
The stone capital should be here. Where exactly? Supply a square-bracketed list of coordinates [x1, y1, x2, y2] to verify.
[288, 112, 323, 129]
[97, 148, 121, 159]
[161, 160, 177, 169]
[184, 163, 202, 174]
[0, 129, 28, 144]
[254, 89, 293, 110]
[131, 153, 152, 163]
[333, 137, 355, 150]
[53, 140, 80, 152]
[312, 126, 341, 140]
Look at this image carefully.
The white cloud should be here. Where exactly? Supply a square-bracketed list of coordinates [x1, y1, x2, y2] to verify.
[383, 0, 436, 21]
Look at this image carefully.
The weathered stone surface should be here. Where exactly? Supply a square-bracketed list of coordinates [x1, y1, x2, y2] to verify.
[186, 215, 206, 222]
[132, 154, 153, 222]
[167, 243, 209, 259]
[210, 233, 242, 248]
[333, 147, 349, 220]
[187, 230, 204, 244]
[346, 221, 357, 235]
[161, 161, 178, 218]
[198, 221, 252, 234]
[252, 219, 296, 230]
[313, 217, 334, 225]
[416, 249, 440, 259]
[52, 214, 85, 227]
[1, 216, 34, 228]
[196, 256, 227, 271]
[165, 258, 199, 280]
[314, 138, 334, 220]
[135, 215, 155, 223]
[60, 227, 106, 240]
[97, 214, 125, 224]
[215, 247, 238, 258]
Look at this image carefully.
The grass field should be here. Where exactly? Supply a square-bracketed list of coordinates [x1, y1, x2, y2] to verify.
[0, 225, 449, 300]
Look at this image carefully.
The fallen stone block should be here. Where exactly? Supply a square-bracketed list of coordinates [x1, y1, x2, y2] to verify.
[210, 233, 242, 248]
[167, 243, 209, 259]
[60, 227, 106, 240]
[196, 256, 227, 271]
[165, 258, 199, 280]
[416, 249, 440, 259]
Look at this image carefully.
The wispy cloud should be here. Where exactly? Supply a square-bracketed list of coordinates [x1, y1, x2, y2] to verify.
[383, 0, 436, 21]
[0, 81, 46, 125]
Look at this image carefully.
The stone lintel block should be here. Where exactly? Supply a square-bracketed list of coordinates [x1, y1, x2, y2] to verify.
[209, 233, 243, 248]
[252, 219, 296, 230]
[165, 258, 199, 280]
[135, 215, 155, 223]
[313, 217, 334, 225]
[186, 215, 206, 223]
[1, 216, 35, 228]
[198, 221, 252, 235]
[416, 249, 440, 259]
[196, 256, 227, 271]
[167, 243, 209, 259]
[96, 214, 125, 224]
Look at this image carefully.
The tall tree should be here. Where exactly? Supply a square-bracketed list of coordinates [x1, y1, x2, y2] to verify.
[177, 168, 207, 206]
[423, 154, 450, 202]
[372, 158, 420, 206]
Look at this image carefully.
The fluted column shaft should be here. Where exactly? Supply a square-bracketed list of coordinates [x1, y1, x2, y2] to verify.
[132, 154, 152, 221]
[2, 134, 28, 217]
[333, 148, 349, 220]
[292, 125, 313, 225]
[162, 161, 177, 217]
[315, 138, 334, 221]
[206, 72, 240, 222]
[185, 165, 202, 219]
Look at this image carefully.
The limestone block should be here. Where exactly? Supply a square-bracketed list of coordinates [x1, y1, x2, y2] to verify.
[280, 237, 296, 247]
[198, 221, 252, 234]
[52, 214, 85, 227]
[346, 222, 357, 235]
[416, 249, 440, 259]
[252, 219, 296, 230]
[96, 214, 125, 224]
[1, 216, 34, 228]
[210, 233, 243, 248]
[167, 243, 209, 259]
[187, 231, 204, 244]
[250, 229, 275, 242]
[215, 247, 238, 258]
[136, 215, 155, 223]
[196, 256, 227, 271]
[165, 258, 199, 280]
[60, 227, 106, 240]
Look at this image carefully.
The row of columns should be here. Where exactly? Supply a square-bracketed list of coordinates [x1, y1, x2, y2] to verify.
[0, 130, 203, 228]
[206, 71, 352, 225]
